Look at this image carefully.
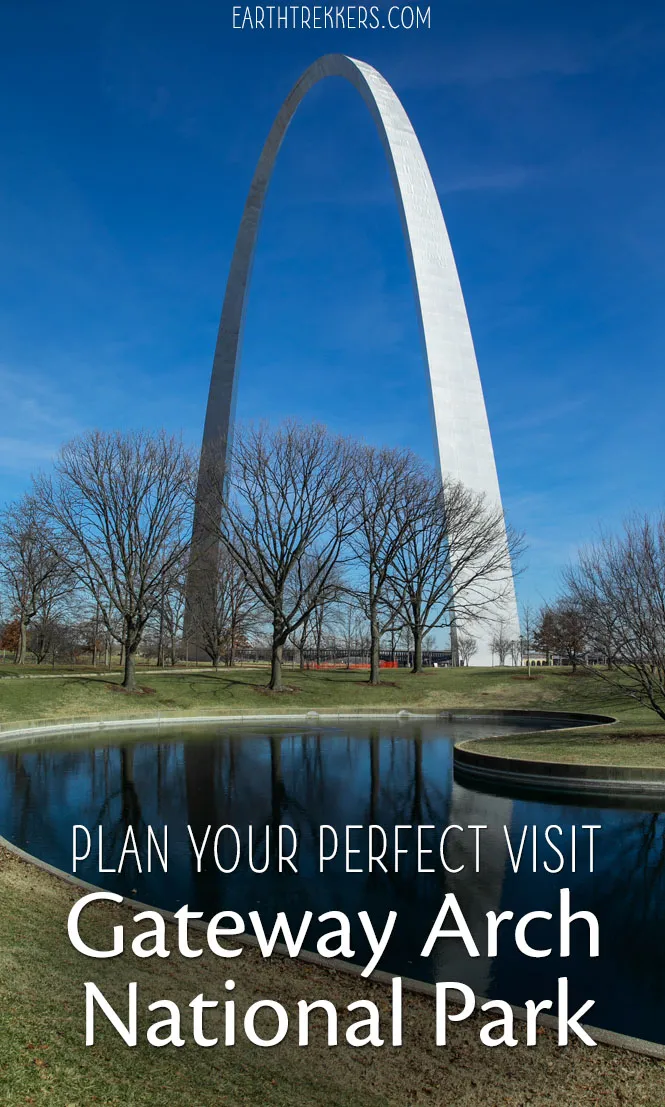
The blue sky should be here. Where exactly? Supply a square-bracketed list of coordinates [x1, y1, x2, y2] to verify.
[1, 0, 664, 608]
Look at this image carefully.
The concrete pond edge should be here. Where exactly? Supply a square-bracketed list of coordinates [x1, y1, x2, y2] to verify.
[1, 833, 663, 1063]
[453, 724, 665, 799]
[5, 707, 664, 1061]
[0, 706, 615, 745]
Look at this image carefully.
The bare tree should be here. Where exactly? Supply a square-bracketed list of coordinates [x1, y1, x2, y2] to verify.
[333, 595, 371, 669]
[521, 602, 535, 677]
[29, 613, 59, 665]
[36, 430, 194, 691]
[457, 633, 478, 666]
[310, 574, 348, 666]
[189, 546, 259, 668]
[384, 608, 407, 663]
[288, 562, 344, 669]
[565, 516, 665, 719]
[0, 495, 71, 664]
[545, 599, 589, 672]
[76, 603, 104, 667]
[161, 562, 188, 667]
[30, 594, 83, 665]
[310, 595, 328, 667]
[491, 619, 512, 666]
[31, 615, 82, 667]
[386, 473, 523, 674]
[290, 607, 314, 671]
[199, 421, 356, 691]
[350, 446, 423, 685]
[564, 561, 620, 671]
[147, 556, 190, 668]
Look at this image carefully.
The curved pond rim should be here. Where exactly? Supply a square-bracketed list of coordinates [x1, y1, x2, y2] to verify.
[0, 707, 617, 748]
[453, 761, 665, 812]
[1, 831, 663, 1063]
[453, 731, 665, 804]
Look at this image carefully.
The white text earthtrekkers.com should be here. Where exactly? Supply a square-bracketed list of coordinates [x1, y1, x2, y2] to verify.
[232, 6, 432, 30]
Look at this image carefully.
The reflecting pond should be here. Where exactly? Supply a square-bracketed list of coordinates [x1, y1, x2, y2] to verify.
[0, 716, 663, 1043]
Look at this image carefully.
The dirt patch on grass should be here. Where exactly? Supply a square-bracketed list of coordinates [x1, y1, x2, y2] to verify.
[106, 683, 157, 696]
[252, 684, 302, 696]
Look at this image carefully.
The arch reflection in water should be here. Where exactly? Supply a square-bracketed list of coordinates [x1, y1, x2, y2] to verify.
[1, 717, 664, 1044]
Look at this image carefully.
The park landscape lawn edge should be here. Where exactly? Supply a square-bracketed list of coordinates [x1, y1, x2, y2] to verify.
[1, 831, 665, 1064]
[453, 734, 665, 784]
[2, 693, 665, 1102]
[0, 700, 661, 1063]
[3, 843, 665, 1107]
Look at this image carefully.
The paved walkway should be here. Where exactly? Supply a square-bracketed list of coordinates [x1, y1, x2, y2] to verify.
[0, 666, 217, 681]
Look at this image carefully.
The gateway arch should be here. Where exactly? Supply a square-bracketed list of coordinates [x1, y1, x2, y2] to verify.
[190, 54, 519, 664]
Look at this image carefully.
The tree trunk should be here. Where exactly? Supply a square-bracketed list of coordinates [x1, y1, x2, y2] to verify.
[369, 602, 381, 686]
[270, 641, 284, 692]
[412, 627, 423, 674]
[15, 617, 27, 665]
[122, 642, 137, 691]
[270, 602, 285, 692]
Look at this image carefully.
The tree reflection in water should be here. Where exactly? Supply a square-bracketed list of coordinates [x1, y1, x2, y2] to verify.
[1, 718, 665, 1042]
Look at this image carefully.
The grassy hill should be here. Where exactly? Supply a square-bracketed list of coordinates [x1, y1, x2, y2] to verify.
[1, 662, 663, 766]
[0, 662, 642, 723]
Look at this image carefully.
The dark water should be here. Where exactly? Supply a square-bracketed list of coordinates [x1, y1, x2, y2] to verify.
[0, 717, 662, 1043]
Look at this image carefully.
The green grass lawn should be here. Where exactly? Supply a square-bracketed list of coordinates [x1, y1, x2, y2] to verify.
[1, 845, 665, 1107]
[1, 661, 664, 765]
[0, 661, 643, 719]
[457, 726, 665, 767]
